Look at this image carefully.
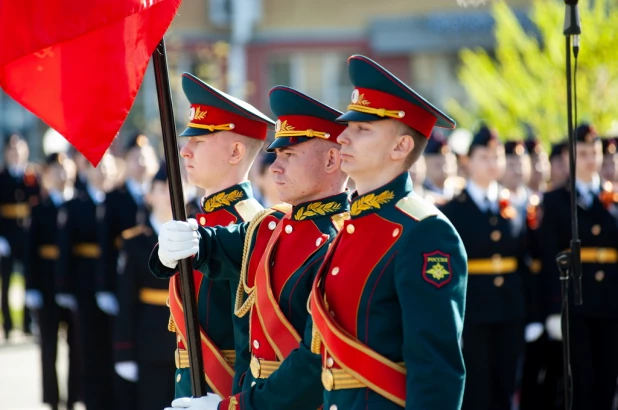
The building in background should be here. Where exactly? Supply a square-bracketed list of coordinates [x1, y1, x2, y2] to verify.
[0, 0, 533, 160]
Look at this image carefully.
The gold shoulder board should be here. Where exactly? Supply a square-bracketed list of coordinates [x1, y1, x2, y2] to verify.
[395, 193, 438, 222]
[234, 198, 264, 222]
[270, 203, 293, 215]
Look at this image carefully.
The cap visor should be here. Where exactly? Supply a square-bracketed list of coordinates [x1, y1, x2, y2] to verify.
[336, 110, 388, 124]
[266, 136, 312, 152]
[179, 127, 217, 137]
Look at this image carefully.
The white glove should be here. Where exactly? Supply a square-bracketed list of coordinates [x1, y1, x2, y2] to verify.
[546, 314, 562, 341]
[115, 361, 139, 382]
[25, 289, 43, 310]
[55, 293, 78, 311]
[0, 236, 11, 257]
[524, 322, 544, 342]
[158, 219, 199, 270]
[95, 291, 119, 316]
[165, 394, 222, 410]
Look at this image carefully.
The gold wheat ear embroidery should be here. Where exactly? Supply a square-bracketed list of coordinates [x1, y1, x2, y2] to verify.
[294, 201, 342, 220]
[194, 106, 207, 120]
[350, 190, 395, 216]
[228, 397, 238, 410]
[357, 94, 371, 106]
[279, 120, 295, 132]
[203, 190, 243, 212]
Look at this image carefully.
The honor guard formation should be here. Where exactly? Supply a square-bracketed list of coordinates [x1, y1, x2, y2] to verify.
[2, 54, 618, 410]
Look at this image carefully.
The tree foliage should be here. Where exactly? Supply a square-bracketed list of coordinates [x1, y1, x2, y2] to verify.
[447, 0, 618, 142]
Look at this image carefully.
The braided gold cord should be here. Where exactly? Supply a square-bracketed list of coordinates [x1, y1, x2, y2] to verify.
[311, 321, 322, 354]
[234, 208, 277, 318]
[168, 314, 176, 332]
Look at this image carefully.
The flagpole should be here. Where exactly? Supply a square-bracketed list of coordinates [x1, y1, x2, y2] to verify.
[152, 38, 205, 397]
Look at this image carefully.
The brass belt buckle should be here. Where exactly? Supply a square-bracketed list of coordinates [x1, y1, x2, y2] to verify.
[322, 368, 334, 391]
[250, 356, 261, 378]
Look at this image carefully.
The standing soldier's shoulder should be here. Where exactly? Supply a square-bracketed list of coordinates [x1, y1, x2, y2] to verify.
[395, 192, 439, 222]
[234, 197, 264, 222]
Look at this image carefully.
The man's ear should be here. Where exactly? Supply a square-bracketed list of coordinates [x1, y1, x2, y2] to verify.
[229, 141, 246, 165]
[325, 147, 342, 174]
[391, 133, 414, 162]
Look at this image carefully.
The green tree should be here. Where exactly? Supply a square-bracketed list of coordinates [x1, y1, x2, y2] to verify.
[447, 0, 618, 142]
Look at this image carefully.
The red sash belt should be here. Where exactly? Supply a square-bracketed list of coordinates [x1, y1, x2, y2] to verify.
[252, 218, 302, 360]
[169, 275, 234, 397]
[310, 279, 407, 407]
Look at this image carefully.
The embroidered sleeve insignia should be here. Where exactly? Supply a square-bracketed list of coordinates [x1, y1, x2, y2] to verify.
[422, 250, 452, 288]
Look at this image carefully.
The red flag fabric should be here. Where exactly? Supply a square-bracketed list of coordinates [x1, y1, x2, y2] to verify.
[0, 0, 181, 165]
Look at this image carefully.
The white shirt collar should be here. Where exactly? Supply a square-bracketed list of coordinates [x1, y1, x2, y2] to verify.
[467, 180, 499, 211]
[48, 190, 64, 207]
[8, 165, 24, 178]
[576, 173, 600, 197]
[86, 185, 105, 205]
[126, 178, 145, 204]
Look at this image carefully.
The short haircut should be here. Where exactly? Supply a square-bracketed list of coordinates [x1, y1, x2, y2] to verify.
[395, 122, 428, 170]
[237, 134, 266, 165]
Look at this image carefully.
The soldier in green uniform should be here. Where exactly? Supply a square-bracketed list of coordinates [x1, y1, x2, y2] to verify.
[309, 55, 467, 410]
[150, 86, 350, 410]
[159, 73, 272, 399]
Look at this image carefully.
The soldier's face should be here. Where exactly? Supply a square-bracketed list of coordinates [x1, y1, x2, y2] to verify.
[271, 139, 340, 205]
[550, 156, 569, 187]
[575, 141, 602, 180]
[146, 180, 172, 220]
[467, 146, 506, 186]
[337, 120, 406, 180]
[42, 164, 67, 192]
[180, 132, 233, 190]
[4, 140, 29, 167]
[502, 154, 531, 190]
[425, 153, 456, 186]
[529, 152, 549, 188]
[125, 146, 158, 182]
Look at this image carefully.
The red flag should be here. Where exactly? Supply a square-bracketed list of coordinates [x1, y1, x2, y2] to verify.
[0, 0, 181, 165]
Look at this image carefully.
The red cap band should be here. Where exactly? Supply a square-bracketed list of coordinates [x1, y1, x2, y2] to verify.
[350, 87, 438, 138]
[275, 115, 345, 144]
[187, 104, 268, 140]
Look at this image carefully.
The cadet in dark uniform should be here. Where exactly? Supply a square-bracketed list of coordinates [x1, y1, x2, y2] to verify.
[151, 85, 350, 410]
[96, 134, 158, 313]
[0, 133, 40, 339]
[309, 55, 466, 410]
[96, 134, 157, 409]
[113, 163, 176, 410]
[55, 153, 117, 410]
[24, 153, 81, 410]
[441, 126, 530, 410]
[540, 124, 618, 410]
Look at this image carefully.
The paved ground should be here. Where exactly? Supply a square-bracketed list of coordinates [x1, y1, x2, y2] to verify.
[0, 278, 84, 410]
